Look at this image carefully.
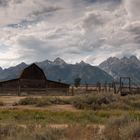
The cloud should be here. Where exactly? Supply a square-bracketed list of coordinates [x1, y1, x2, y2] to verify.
[124, 0, 140, 20]
[0, 0, 140, 68]
[0, 0, 9, 7]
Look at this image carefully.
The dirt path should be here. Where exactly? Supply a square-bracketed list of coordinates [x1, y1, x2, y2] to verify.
[0, 104, 80, 112]
[0, 96, 25, 106]
[0, 96, 80, 112]
[0, 96, 74, 106]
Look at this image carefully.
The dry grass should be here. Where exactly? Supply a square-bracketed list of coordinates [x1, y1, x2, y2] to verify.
[103, 114, 140, 140]
[0, 115, 139, 140]
[0, 123, 103, 140]
[0, 93, 140, 140]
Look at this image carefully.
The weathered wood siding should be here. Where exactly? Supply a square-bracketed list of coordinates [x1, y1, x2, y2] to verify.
[0, 79, 19, 94]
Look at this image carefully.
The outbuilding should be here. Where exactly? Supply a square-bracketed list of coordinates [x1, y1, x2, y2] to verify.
[0, 63, 70, 95]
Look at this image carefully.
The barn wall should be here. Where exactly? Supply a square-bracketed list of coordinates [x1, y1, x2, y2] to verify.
[46, 80, 69, 95]
[0, 80, 19, 95]
[20, 79, 46, 89]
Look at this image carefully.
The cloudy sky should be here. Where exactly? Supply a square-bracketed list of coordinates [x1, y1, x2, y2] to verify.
[0, 0, 140, 68]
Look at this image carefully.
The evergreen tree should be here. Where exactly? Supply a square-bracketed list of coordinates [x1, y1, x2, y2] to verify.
[74, 77, 81, 87]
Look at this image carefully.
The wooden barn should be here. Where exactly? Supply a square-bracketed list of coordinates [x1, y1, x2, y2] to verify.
[0, 64, 70, 95]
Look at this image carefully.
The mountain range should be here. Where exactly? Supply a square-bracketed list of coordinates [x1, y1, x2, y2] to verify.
[1, 55, 140, 85]
[99, 55, 140, 85]
[0, 58, 113, 85]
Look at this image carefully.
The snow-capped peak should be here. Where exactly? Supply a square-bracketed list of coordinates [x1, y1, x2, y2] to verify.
[53, 57, 66, 65]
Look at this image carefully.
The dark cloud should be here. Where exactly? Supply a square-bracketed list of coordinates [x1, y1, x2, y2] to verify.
[129, 24, 140, 35]
[72, 0, 122, 5]
[0, 0, 22, 7]
[30, 6, 62, 17]
[86, 0, 122, 3]
[0, 0, 9, 7]
[83, 12, 106, 27]
[128, 24, 140, 43]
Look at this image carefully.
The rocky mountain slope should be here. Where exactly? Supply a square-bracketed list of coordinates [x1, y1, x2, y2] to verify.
[99, 55, 140, 84]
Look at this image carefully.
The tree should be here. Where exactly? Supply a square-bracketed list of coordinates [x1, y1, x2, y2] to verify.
[74, 77, 81, 87]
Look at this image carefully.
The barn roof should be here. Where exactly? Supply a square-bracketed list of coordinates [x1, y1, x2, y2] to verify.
[47, 79, 70, 86]
[0, 78, 19, 84]
[19, 63, 47, 80]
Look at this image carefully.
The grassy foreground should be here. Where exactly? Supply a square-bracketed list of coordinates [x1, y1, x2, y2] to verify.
[0, 114, 139, 140]
[0, 93, 140, 139]
[0, 109, 140, 125]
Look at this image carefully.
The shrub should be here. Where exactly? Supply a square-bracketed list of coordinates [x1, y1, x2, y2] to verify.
[72, 93, 117, 110]
[72, 93, 140, 111]
[36, 98, 52, 107]
[17, 97, 71, 107]
[0, 101, 4, 106]
[18, 97, 39, 105]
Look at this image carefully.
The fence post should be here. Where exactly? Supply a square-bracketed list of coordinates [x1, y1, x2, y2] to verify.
[72, 86, 74, 96]
[86, 84, 88, 91]
[18, 79, 21, 96]
[104, 81, 107, 93]
[113, 82, 117, 94]
[96, 82, 101, 93]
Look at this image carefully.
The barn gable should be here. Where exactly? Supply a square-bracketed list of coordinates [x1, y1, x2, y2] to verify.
[20, 63, 46, 80]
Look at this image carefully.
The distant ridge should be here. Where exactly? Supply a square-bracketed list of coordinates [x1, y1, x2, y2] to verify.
[0, 58, 113, 84]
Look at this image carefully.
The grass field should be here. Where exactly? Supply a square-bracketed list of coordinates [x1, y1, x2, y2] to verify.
[0, 93, 140, 140]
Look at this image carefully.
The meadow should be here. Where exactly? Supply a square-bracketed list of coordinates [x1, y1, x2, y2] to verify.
[0, 92, 140, 140]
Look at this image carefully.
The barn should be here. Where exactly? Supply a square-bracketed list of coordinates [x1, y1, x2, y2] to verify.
[0, 63, 70, 95]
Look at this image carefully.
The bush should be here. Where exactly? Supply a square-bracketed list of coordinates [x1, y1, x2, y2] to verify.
[36, 98, 52, 107]
[72, 93, 117, 110]
[72, 93, 140, 111]
[36, 97, 71, 107]
[18, 97, 39, 105]
[0, 101, 4, 106]
[17, 97, 71, 107]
